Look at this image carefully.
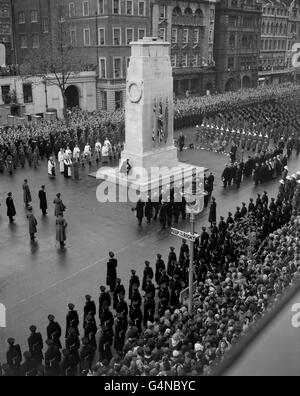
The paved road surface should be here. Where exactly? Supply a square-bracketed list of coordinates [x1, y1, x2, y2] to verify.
[0, 131, 299, 363]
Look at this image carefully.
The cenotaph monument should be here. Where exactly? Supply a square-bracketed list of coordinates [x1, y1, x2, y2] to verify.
[97, 37, 205, 197]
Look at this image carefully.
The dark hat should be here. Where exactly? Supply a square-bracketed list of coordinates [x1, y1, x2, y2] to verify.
[68, 303, 75, 309]
[29, 325, 37, 332]
[145, 261, 150, 266]
[100, 286, 106, 292]
[131, 269, 136, 274]
[157, 254, 162, 259]
[85, 295, 91, 300]
[48, 314, 55, 321]
[109, 251, 115, 257]
[7, 338, 15, 345]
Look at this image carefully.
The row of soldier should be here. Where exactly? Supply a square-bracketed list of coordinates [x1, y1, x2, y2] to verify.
[2, 168, 299, 376]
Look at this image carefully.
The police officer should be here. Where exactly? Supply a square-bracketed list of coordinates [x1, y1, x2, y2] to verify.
[65, 303, 79, 338]
[28, 325, 44, 367]
[46, 314, 62, 350]
[6, 338, 22, 376]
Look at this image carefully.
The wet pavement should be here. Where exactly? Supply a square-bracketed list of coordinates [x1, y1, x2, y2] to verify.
[0, 127, 300, 362]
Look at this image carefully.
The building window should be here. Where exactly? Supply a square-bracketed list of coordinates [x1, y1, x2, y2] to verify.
[126, 57, 130, 69]
[98, 28, 105, 45]
[1, 85, 11, 105]
[159, 28, 166, 41]
[83, 28, 91, 46]
[113, 28, 121, 45]
[18, 12, 25, 24]
[138, 28, 146, 40]
[183, 29, 189, 44]
[192, 54, 198, 67]
[100, 91, 107, 110]
[159, 5, 166, 19]
[20, 35, 28, 48]
[23, 83, 33, 103]
[83, 1, 89, 16]
[30, 10, 38, 23]
[69, 2, 75, 17]
[99, 58, 106, 78]
[193, 29, 199, 44]
[32, 34, 39, 48]
[171, 28, 177, 44]
[138, 1, 145, 16]
[98, 0, 104, 14]
[182, 54, 188, 67]
[227, 57, 234, 70]
[126, 28, 134, 45]
[115, 91, 123, 109]
[113, 0, 120, 15]
[43, 18, 49, 33]
[171, 54, 177, 67]
[70, 29, 77, 46]
[113, 57, 122, 79]
[126, 0, 133, 15]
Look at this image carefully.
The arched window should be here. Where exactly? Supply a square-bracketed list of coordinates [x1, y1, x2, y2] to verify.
[195, 8, 203, 18]
[184, 7, 192, 16]
[229, 34, 235, 47]
[242, 35, 248, 48]
[172, 6, 182, 17]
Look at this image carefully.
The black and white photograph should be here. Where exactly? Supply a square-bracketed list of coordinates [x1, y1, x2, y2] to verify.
[0, 0, 300, 382]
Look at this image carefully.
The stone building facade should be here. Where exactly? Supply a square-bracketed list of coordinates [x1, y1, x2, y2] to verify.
[151, 0, 217, 97]
[214, 0, 262, 93]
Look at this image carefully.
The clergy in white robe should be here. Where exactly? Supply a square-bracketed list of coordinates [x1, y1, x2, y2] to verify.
[58, 149, 65, 173]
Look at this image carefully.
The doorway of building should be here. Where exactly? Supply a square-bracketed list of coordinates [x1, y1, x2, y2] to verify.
[65, 85, 79, 108]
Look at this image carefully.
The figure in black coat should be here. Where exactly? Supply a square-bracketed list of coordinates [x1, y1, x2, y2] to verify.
[28, 325, 44, 365]
[45, 339, 61, 376]
[129, 269, 140, 300]
[20, 351, 38, 376]
[155, 254, 165, 285]
[134, 199, 145, 226]
[143, 294, 156, 327]
[145, 199, 153, 224]
[208, 197, 217, 227]
[6, 192, 16, 223]
[113, 278, 126, 310]
[83, 295, 96, 328]
[98, 327, 113, 362]
[38, 185, 48, 215]
[142, 261, 154, 291]
[6, 338, 22, 376]
[65, 303, 79, 338]
[106, 251, 118, 292]
[47, 315, 62, 349]
[167, 247, 177, 277]
[98, 286, 111, 319]
[99, 302, 114, 335]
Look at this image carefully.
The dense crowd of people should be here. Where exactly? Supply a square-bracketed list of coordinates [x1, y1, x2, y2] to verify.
[1, 84, 300, 178]
[1, 168, 299, 376]
[174, 83, 300, 130]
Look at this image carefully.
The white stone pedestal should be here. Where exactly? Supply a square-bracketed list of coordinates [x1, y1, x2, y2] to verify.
[96, 38, 206, 197]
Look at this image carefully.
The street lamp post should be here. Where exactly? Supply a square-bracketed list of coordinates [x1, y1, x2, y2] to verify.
[182, 189, 206, 314]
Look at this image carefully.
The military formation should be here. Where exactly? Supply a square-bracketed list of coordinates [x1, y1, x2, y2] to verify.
[1, 165, 300, 376]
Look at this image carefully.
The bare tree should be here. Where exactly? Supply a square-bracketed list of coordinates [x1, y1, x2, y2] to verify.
[20, 2, 88, 119]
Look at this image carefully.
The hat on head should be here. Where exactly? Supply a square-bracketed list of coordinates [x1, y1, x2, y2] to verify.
[7, 338, 15, 345]
[68, 303, 75, 309]
[48, 314, 55, 321]
[29, 325, 37, 332]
